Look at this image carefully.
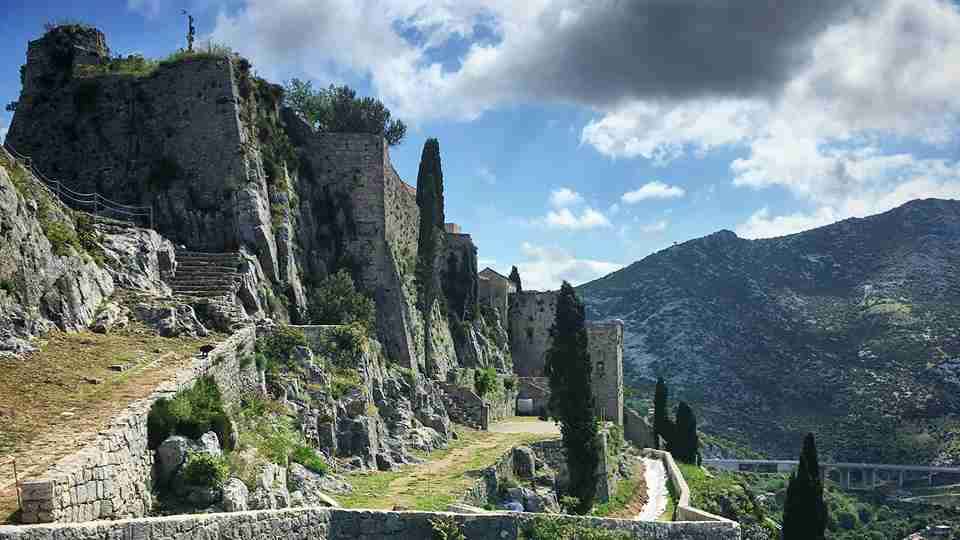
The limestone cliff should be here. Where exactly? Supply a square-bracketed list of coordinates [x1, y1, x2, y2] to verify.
[0, 147, 113, 353]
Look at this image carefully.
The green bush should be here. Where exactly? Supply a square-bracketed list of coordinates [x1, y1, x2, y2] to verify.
[291, 445, 328, 475]
[0, 279, 15, 295]
[43, 221, 81, 257]
[307, 270, 376, 331]
[147, 376, 234, 450]
[317, 322, 368, 361]
[181, 452, 229, 488]
[429, 516, 466, 540]
[255, 325, 308, 375]
[474, 367, 498, 398]
[521, 516, 632, 540]
[503, 375, 517, 392]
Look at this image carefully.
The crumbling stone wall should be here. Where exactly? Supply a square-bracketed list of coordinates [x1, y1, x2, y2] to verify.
[17, 329, 258, 524]
[624, 407, 656, 449]
[0, 507, 741, 540]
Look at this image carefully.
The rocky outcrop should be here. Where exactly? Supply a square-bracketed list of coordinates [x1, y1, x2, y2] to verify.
[98, 224, 174, 296]
[0, 148, 113, 349]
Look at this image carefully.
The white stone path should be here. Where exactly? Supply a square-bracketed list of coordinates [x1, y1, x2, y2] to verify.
[636, 457, 668, 521]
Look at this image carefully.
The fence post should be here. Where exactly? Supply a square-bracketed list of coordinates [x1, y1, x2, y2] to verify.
[12, 459, 21, 514]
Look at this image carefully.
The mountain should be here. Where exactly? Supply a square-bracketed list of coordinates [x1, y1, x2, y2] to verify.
[579, 199, 960, 464]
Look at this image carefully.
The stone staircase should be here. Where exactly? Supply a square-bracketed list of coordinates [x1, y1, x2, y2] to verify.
[168, 250, 247, 327]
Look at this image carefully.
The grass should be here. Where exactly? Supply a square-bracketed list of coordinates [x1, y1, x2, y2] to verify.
[339, 422, 558, 511]
[659, 474, 678, 521]
[592, 460, 646, 518]
[0, 322, 219, 522]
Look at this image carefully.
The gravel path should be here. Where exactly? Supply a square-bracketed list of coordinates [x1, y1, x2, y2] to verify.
[636, 457, 668, 521]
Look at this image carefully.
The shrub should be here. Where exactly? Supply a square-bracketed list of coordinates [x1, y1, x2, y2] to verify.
[318, 322, 368, 361]
[307, 270, 376, 331]
[146, 376, 234, 450]
[283, 79, 407, 146]
[291, 445, 328, 475]
[522, 516, 632, 540]
[474, 366, 499, 399]
[503, 375, 517, 392]
[255, 325, 308, 375]
[0, 279, 15, 295]
[181, 453, 229, 488]
[429, 516, 465, 540]
[43, 221, 80, 257]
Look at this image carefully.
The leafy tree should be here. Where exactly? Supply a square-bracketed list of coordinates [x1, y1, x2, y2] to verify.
[545, 281, 601, 514]
[307, 269, 376, 332]
[653, 377, 673, 449]
[474, 366, 499, 398]
[508, 265, 522, 292]
[669, 401, 699, 464]
[783, 433, 828, 540]
[283, 79, 406, 145]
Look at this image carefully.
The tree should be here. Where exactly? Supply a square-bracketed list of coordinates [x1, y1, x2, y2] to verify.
[508, 265, 522, 292]
[415, 138, 445, 373]
[282, 79, 406, 145]
[669, 401, 699, 464]
[653, 377, 672, 450]
[783, 433, 828, 540]
[307, 269, 376, 332]
[544, 281, 601, 514]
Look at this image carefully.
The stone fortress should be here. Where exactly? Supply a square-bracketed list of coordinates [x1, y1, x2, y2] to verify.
[0, 23, 738, 540]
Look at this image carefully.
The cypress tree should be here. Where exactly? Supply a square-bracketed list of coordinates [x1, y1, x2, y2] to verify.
[415, 138, 445, 372]
[783, 433, 827, 540]
[653, 377, 671, 450]
[545, 281, 600, 514]
[669, 401, 699, 464]
[508, 265, 522, 292]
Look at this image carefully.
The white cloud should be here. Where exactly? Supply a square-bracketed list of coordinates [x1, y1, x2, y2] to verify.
[735, 207, 839, 239]
[621, 181, 686, 203]
[549, 187, 583, 208]
[640, 220, 668, 233]
[543, 207, 612, 230]
[477, 166, 496, 185]
[127, 0, 162, 17]
[516, 242, 623, 291]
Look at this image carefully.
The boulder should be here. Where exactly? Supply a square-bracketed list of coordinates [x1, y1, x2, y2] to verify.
[287, 462, 352, 497]
[221, 478, 249, 512]
[513, 446, 537, 479]
[248, 486, 291, 510]
[523, 488, 560, 513]
[156, 436, 193, 486]
[133, 303, 209, 338]
[198, 431, 222, 457]
[90, 302, 128, 334]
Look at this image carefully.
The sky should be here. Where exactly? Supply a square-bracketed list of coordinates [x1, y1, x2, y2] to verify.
[3, 1, 960, 290]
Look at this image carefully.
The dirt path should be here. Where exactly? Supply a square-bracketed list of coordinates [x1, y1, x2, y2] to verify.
[341, 418, 560, 511]
[637, 457, 668, 521]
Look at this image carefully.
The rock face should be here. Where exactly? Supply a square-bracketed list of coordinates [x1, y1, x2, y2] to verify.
[579, 199, 960, 464]
[0, 148, 113, 348]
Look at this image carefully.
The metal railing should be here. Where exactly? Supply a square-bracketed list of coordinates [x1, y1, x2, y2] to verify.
[2, 142, 153, 230]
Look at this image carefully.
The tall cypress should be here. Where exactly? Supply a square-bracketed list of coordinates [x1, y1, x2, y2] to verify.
[415, 138, 445, 373]
[653, 377, 671, 450]
[545, 281, 600, 514]
[783, 433, 827, 540]
[508, 265, 522, 292]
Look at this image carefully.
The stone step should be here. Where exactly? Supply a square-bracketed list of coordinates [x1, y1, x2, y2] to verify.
[176, 250, 243, 258]
[172, 289, 237, 298]
[176, 263, 241, 271]
[170, 278, 240, 287]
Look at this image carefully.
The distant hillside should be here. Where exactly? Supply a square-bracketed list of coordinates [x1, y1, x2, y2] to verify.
[579, 199, 960, 464]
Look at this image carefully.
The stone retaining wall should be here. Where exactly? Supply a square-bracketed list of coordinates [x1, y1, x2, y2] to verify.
[624, 407, 656, 449]
[640, 448, 736, 523]
[0, 506, 741, 540]
[17, 328, 258, 524]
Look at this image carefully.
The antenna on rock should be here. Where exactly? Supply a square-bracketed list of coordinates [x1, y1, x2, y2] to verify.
[181, 9, 196, 53]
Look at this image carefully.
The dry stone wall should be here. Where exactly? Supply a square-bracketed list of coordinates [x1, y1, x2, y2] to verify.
[0, 507, 741, 540]
[17, 329, 258, 524]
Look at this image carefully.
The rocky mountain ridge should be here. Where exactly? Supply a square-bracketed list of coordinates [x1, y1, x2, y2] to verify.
[579, 198, 960, 464]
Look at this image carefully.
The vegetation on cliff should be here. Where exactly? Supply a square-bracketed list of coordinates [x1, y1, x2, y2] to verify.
[283, 78, 407, 145]
[545, 281, 601, 514]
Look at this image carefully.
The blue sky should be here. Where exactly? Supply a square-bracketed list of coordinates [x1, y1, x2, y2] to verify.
[3, 0, 960, 290]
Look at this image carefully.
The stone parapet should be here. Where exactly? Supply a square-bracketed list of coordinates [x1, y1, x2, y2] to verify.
[0, 506, 741, 540]
[640, 448, 737, 524]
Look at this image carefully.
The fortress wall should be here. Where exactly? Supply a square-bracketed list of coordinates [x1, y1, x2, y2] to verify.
[587, 321, 624, 425]
[507, 291, 557, 377]
[0, 507, 741, 540]
[8, 32, 247, 250]
[17, 329, 258, 524]
[624, 407, 656, 449]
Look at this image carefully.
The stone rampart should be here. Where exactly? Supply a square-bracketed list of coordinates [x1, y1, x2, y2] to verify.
[0, 506, 741, 540]
[624, 407, 656, 449]
[17, 328, 258, 524]
[507, 291, 557, 377]
[640, 449, 736, 523]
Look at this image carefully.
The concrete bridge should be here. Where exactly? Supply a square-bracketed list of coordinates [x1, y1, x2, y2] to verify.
[703, 459, 960, 490]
